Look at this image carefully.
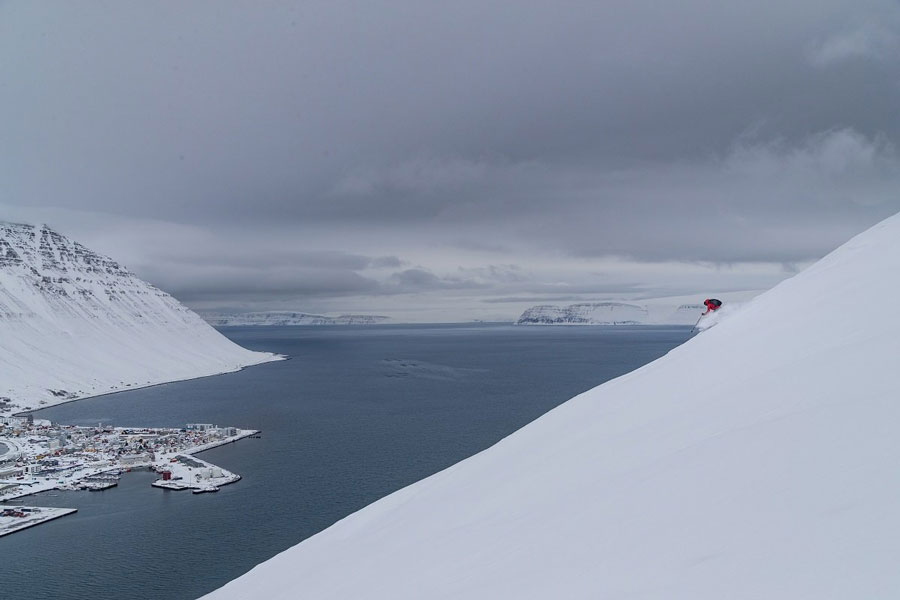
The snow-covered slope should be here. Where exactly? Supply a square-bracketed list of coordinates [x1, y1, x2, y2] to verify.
[205, 212, 900, 599]
[201, 311, 390, 326]
[0, 222, 279, 414]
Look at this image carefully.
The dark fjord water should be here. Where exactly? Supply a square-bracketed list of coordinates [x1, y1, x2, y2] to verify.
[3, 324, 689, 600]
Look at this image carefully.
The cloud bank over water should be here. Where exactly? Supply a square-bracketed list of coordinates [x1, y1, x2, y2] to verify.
[3, 1, 900, 320]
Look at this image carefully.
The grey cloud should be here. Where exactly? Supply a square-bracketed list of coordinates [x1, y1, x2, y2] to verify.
[172, 250, 376, 271]
[4, 1, 900, 318]
[151, 265, 381, 303]
[482, 290, 645, 304]
[369, 256, 405, 269]
[387, 268, 489, 292]
[452, 265, 528, 285]
[6, 0, 900, 223]
[389, 269, 441, 288]
[807, 23, 900, 67]
[447, 239, 511, 254]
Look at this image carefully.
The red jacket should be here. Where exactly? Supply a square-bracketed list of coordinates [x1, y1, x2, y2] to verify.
[703, 299, 722, 314]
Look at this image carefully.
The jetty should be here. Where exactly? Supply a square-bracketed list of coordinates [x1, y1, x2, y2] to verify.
[0, 506, 77, 537]
[151, 453, 242, 494]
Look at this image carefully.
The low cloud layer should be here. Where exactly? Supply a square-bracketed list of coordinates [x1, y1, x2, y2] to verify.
[3, 1, 900, 320]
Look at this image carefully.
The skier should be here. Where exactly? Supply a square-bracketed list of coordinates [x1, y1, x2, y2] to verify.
[702, 298, 722, 314]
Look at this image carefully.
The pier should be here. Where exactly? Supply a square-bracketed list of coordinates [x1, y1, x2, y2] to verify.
[0, 506, 78, 537]
[151, 453, 242, 493]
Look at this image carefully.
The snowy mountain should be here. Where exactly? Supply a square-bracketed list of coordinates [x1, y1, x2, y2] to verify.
[515, 294, 759, 325]
[201, 311, 391, 326]
[204, 212, 900, 599]
[517, 302, 649, 324]
[0, 222, 279, 415]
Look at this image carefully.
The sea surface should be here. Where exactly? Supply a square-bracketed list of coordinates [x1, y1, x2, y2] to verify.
[3, 324, 689, 600]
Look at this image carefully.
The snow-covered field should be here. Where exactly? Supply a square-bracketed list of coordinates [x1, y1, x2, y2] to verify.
[204, 212, 900, 599]
[0, 222, 280, 414]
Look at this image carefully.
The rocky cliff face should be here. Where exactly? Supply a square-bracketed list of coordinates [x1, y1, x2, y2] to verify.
[0, 222, 278, 414]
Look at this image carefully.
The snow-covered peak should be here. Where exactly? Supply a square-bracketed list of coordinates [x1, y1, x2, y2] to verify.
[0, 221, 279, 414]
[1, 221, 128, 277]
[205, 212, 900, 599]
[1, 222, 168, 322]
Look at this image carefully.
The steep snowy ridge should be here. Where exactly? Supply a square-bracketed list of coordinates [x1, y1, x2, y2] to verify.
[206, 212, 900, 599]
[0, 222, 279, 414]
[201, 311, 391, 326]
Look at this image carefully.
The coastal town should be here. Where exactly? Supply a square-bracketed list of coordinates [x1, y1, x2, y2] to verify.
[0, 415, 258, 536]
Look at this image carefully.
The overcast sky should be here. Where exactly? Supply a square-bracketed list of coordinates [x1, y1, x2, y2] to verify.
[3, 1, 900, 321]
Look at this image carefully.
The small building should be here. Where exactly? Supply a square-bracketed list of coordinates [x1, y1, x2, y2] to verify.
[119, 454, 150, 466]
[185, 423, 215, 432]
[0, 466, 23, 479]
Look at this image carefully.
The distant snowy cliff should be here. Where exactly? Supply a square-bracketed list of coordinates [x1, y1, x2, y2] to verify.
[204, 212, 900, 599]
[517, 302, 649, 324]
[0, 222, 279, 415]
[201, 312, 391, 326]
[516, 300, 708, 325]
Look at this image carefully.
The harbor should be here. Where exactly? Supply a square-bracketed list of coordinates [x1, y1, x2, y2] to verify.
[0, 416, 257, 535]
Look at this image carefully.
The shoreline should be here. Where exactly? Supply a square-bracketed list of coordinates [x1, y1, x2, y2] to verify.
[0, 429, 261, 503]
[182, 428, 262, 458]
[0, 429, 260, 534]
[13, 353, 288, 419]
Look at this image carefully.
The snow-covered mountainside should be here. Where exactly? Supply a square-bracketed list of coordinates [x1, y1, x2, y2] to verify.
[0, 222, 279, 415]
[201, 311, 390, 326]
[205, 212, 900, 599]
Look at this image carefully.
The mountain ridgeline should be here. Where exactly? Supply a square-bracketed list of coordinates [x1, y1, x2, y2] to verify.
[0, 222, 277, 415]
